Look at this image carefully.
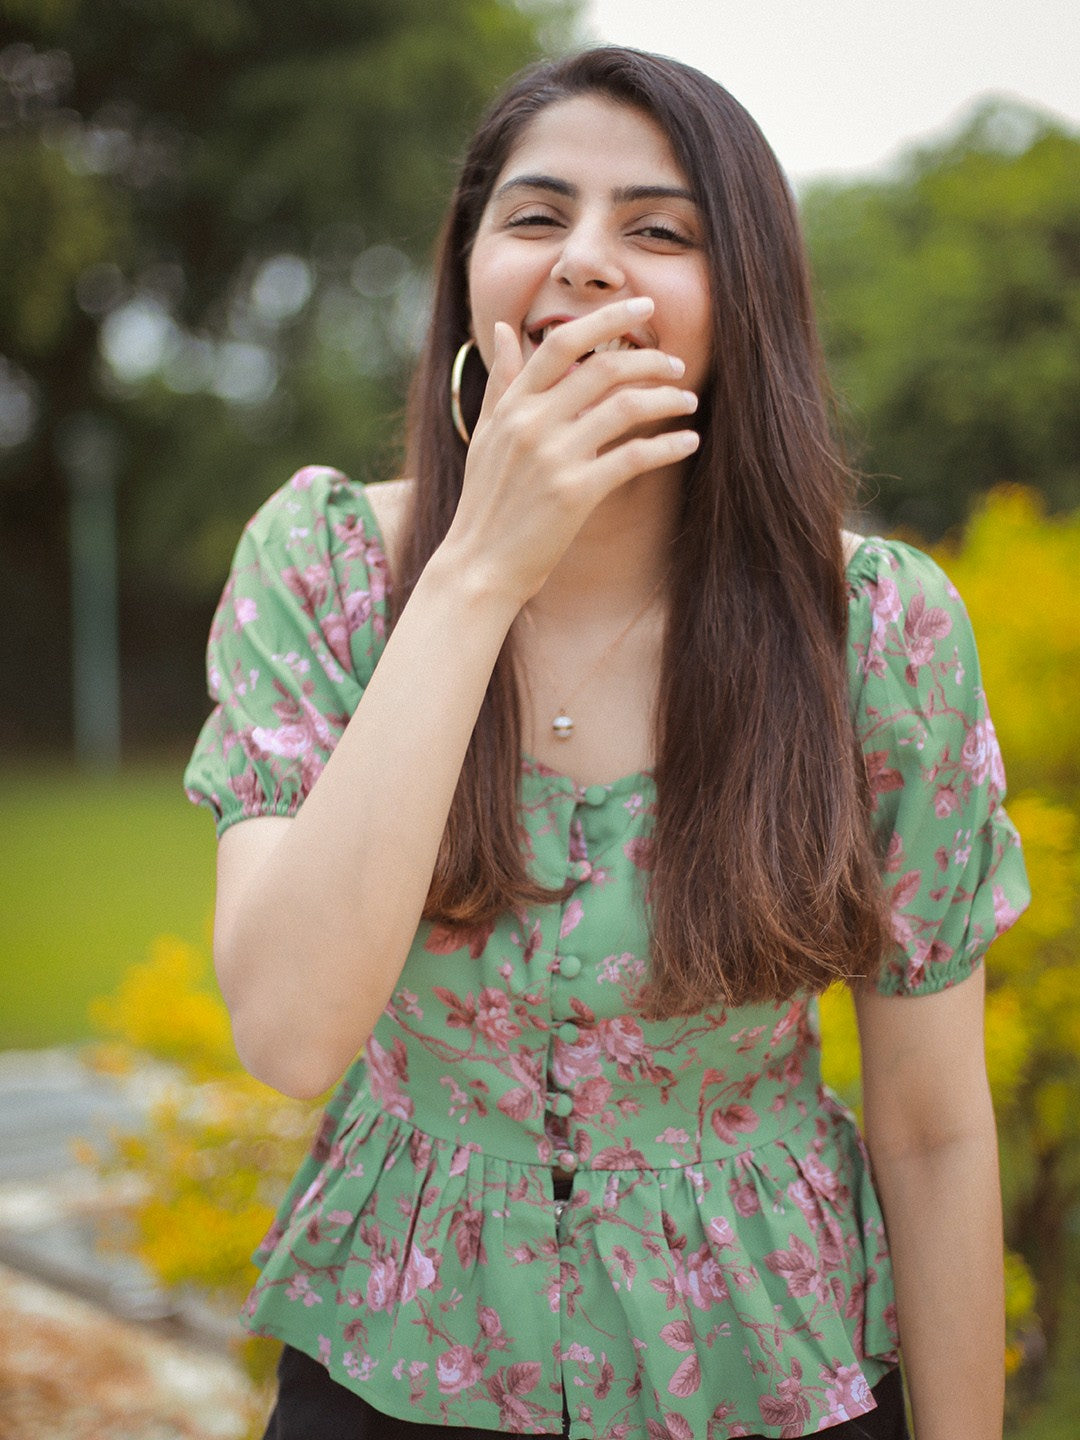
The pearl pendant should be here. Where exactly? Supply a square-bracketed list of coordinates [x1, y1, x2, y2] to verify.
[552, 713, 574, 740]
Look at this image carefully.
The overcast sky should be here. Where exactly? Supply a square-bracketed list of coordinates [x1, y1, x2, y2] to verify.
[583, 0, 1080, 182]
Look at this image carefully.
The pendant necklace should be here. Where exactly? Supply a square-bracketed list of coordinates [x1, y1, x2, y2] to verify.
[520, 574, 668, 741]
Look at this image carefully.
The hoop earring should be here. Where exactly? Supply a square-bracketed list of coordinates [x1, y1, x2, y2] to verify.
[450, 339, 474, 444]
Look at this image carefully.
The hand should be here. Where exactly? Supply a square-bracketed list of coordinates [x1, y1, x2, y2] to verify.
[443, 297, 700, 606]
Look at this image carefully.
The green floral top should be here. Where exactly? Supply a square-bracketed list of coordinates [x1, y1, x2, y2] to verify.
[185, 467, 1029, 1438]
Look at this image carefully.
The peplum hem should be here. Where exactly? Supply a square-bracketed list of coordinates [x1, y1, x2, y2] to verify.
[242, 1092, 899, 1438]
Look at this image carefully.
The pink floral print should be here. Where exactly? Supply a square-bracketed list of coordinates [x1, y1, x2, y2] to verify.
[186, 474, 1029, 1437]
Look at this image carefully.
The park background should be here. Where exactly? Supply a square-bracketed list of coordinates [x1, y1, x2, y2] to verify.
[0, 0, 1078, 1435]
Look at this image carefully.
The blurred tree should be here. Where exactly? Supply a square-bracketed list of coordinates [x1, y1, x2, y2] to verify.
[803, 101, 1080, 540]
[0, 0, 579, 748]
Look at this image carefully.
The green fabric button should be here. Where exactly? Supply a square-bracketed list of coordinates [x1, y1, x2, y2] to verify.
[549, 1092, 574, 1117]
[557, 1022, 579, 1043]
[556, 1150, 578, 1172]
[559, 955, 582, 979]
[582, 784, 607, 807]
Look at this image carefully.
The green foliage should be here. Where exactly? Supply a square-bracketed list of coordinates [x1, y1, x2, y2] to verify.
[803, 102, 1080, 538]
[0, 131, 127, 353]
[0, 0, 582, 746]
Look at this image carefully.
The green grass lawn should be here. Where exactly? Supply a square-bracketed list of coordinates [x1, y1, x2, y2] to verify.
[0, 761, 218, 1048]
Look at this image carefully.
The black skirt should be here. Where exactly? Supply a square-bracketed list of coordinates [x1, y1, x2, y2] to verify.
[263, 1342, 911, 1440]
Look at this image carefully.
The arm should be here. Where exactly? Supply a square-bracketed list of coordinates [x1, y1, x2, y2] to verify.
[854, 967, 1004, 1440]
[212, 301, 699, 1099]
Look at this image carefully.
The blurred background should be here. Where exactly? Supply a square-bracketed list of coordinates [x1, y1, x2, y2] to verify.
[0, 1, 1077, 1436]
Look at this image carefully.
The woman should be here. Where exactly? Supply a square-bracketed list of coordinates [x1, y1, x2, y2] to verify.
[185, 46, 1029, 1440]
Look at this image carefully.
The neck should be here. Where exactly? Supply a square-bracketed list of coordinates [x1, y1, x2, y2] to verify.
[527, 462, 683, 624]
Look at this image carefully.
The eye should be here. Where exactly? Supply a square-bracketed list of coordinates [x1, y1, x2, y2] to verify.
[505, 210, 562, 232]
[633, 221, 694, 247]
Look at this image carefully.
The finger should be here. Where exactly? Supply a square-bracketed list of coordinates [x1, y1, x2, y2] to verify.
[546, 344, 687, 418]
[522, 297, 655, 390]
[475, 321, 522, 426]
[586, 427, 701, 498]
[573, 384, 699, 453]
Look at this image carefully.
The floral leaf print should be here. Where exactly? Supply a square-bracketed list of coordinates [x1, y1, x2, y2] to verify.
[496, 1086, 538, 1123]
[647, 1417, 694, 1440]
[660, 1319, 695, 1352]
[903, 589, 952, 684]
[432, 987, 476, 1030]
[504, 1362, 542, 1396]
[764, 1236, 823, 1299]
[758, 1362, 812, 1438]
[669, 1351, 702, 1397]
[863, 749, 905, 795]
[450, 1203, 487, 1268]
[487, 1362, 542, 1429]
[710, 1103, 760, 1145]
[888, 870, 922, 911]
[610, 1245, 638, 1291]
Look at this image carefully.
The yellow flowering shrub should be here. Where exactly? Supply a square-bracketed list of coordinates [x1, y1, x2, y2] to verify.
[932, 486, 1080, 799]
[87, 935, 319, 1391]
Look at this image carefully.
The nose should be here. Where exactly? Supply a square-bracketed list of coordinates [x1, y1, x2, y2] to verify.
[550, 221, 625, 292]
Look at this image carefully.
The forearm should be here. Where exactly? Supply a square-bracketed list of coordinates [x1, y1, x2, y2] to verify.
[868, 1097, 1004, 1440]
[216, 543, 519, 1095]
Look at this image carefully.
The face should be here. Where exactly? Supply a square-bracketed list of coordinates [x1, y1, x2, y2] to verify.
[467, 94, 713, 400]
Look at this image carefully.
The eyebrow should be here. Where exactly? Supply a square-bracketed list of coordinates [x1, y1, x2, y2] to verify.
[493, 173, 698, 206]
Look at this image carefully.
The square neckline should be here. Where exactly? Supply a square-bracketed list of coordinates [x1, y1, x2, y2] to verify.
[352, 478, 873, 796]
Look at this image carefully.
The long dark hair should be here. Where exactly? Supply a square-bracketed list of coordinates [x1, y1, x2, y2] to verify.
[395, 46, 887, 1015]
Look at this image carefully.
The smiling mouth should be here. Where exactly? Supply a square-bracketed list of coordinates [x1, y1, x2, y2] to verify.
[527, 321, 641, 361]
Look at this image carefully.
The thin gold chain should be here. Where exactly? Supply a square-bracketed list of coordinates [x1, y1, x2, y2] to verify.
[518, 573, 668, 740]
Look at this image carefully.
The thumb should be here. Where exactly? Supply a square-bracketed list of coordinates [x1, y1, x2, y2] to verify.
[475, 322, 523, 426]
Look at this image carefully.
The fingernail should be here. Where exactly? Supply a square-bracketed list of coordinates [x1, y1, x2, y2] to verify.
[681, 391, 699, 409]
[626, 296, 653, 315]
[677, 430, 700, 450]
[667, 355, 685, 376]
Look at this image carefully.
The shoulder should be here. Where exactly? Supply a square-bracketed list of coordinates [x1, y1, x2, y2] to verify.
[843, 534, 989, 736]
[218, 467, 393, 662]
[242, 465, 376, 550]
[844, 533, 959, 601]
[844, 535, 970, 654]
[233, 466, 393, 591]
[364, 477, 414, 581]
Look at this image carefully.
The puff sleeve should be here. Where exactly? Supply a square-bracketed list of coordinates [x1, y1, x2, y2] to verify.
[183, 466, 390, 836]
[847, 538, 1030, 996]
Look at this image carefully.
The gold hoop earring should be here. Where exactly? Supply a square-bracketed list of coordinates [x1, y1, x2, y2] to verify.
[450, 339, 474, 444]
